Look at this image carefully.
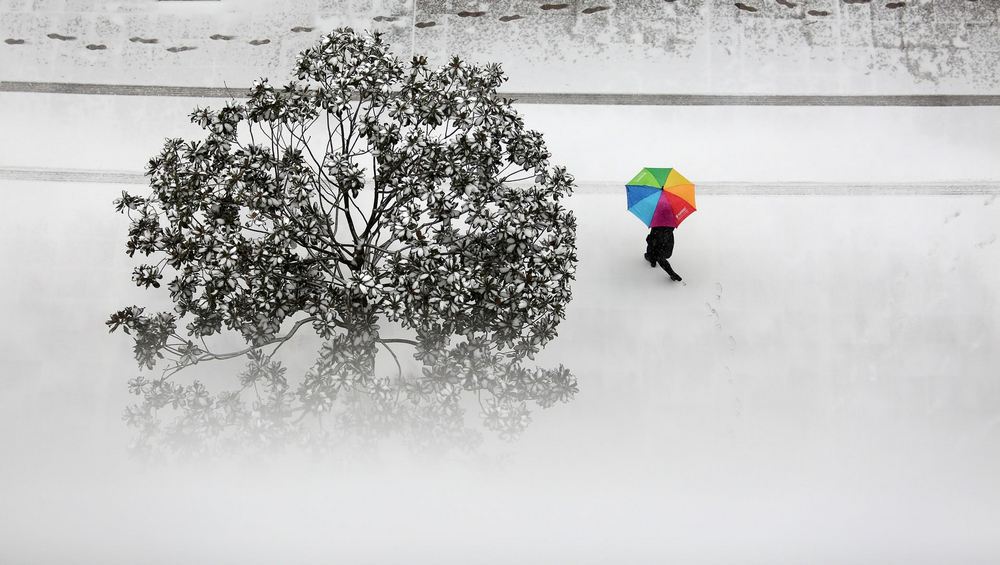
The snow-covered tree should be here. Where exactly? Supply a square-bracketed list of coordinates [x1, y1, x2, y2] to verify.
[108, 28, 579, 453]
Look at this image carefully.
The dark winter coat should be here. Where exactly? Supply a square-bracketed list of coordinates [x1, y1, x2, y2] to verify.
[645, 226, 675, 260]
[645, 226, 682, 281]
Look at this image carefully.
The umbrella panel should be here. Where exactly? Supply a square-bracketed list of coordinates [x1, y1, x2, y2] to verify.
[627, 169, 665, 188]
[629, 189, 663, 226]
[626, 184, 662, 209]
[664, 183, 696, 208]
[664, 169, 692, 190]
[650, 191, 678, 228]
[645, 167, 672, 187]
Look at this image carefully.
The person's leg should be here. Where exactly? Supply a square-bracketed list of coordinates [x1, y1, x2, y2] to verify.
[657, 257, 682, 281]
[663, 229, 674, 259]
[644, 241, 656, 267]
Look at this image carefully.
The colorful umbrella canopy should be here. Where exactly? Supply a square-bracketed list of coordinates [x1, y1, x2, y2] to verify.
[625, 167, 697, 228]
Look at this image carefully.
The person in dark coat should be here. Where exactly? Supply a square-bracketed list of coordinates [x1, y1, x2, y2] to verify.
[644, 226, 682, 281]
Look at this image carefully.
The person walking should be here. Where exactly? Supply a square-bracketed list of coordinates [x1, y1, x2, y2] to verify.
[644, 226, 682, 282]
[625, 167, 696, 282]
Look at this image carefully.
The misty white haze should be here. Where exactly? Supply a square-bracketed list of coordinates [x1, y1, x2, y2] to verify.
[2, 1, 1000, 563]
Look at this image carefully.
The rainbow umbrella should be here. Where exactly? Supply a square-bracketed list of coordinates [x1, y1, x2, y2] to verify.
[625, 167, 697, 228]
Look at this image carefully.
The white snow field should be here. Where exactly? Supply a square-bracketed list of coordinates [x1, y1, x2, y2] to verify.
[2, 90, 1000, 564]
[1, 178, 998, 564]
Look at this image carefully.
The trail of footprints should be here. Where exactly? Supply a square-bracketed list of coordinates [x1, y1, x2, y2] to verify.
[5, 0, 927, 55]
[705, 282, 736, 352]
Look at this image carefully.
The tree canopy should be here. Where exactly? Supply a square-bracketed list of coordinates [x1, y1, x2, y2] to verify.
[109, 28, 579, 454]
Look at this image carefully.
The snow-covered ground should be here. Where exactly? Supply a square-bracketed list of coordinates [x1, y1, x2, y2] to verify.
[1, 179, 998, 563]
[2, 84, 999, 563]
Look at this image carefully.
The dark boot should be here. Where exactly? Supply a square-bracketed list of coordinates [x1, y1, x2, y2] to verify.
[657, 258, 683, 281]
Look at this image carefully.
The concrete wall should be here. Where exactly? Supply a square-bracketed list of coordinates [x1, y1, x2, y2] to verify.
[2, 0, 999, 94]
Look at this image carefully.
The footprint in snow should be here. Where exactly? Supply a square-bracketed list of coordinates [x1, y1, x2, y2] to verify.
[705, 302, 722, 329]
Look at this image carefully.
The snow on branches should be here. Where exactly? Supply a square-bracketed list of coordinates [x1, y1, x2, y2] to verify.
[109, 28, 579, 455]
